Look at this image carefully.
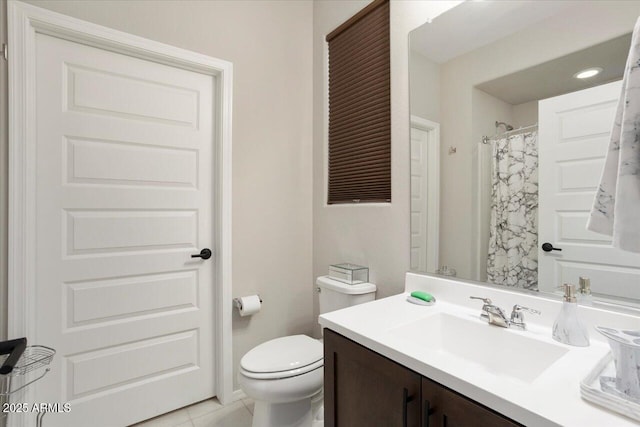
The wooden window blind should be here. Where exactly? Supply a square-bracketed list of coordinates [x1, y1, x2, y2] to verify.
[326, 0, 391, 204]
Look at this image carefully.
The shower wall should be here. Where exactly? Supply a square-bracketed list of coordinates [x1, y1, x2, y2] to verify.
[513, 100, 538, 128]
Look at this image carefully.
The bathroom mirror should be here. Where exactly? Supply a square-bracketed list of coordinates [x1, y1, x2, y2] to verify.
[409, 0, 640, 307]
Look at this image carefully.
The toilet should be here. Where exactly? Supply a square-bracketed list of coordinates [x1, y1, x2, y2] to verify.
[238, 276, 377, 427]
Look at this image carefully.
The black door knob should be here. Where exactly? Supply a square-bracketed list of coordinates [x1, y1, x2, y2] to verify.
[541, 243, 562, 252]
[191, 248, 212, 260]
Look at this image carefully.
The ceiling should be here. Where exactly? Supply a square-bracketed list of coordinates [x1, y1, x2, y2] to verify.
[410, 1, 573, 64]
[410, 0, 633, 106]
[476, 34, 630, 105]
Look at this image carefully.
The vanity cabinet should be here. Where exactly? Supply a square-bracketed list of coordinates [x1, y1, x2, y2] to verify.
[324, 329, 521, 427]
[421, 377, 520, 427]
[324, 328, 421, 426]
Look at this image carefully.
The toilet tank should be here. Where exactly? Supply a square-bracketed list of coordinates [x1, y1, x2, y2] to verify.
[316, 276, 376, 314]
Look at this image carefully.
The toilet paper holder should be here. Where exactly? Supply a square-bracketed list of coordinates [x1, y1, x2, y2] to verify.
[233, 295, 262, 311]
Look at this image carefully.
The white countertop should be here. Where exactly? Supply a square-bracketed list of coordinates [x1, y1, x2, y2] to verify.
[318, 273, 640, 427]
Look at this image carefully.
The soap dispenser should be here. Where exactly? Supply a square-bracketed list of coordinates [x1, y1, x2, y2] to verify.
[552, 283, 590, 347]
[578, 276, 593, 306]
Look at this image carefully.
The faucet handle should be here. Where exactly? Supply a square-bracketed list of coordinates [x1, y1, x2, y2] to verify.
[470, 296, 493, 319]
[512, 304, 541, 315]
[510, 305, 541, 327]
[470, 296, 492, 304]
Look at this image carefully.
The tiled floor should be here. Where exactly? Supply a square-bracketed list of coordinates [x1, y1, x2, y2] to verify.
[132, 397, 254, 427]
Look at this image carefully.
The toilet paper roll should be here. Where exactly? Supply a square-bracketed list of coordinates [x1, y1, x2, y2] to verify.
[237, 295, 261, 317]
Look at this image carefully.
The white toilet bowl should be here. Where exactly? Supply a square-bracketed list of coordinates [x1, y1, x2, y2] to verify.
[238, 335, 323, 427]
[238, 277, 377, 427]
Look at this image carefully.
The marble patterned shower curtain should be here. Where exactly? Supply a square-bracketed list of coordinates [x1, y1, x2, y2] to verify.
[487, 132, 539, 289]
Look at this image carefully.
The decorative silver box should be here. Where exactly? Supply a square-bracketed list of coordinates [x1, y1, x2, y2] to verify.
[328, 263, 369, 285]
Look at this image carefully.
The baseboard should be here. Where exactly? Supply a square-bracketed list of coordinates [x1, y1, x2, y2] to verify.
[232, 389, 247, 402]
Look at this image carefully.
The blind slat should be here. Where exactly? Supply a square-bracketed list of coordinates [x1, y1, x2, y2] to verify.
[329, 27, 389, 64]
[330, 100, 389, 122]
[329, 49, 390, 83]
[329, 85, 389, 110]
[330, 164, 390, 175]
[330, 163, 391, 174]
[330, 154, 390, 168]
[330, 141, 390, 159]
[330, 189, 390, 196]
[329, 175, 391, 185]
[329, 173, 390, 182]
[330, 127, 390, 143]
[329, 109, 390, 126]
[329, 67, 390, 97]
[330, 186, 390, 193]
[330, 136, 390, 152]
[330, 99, 389, 120]
[328, 125, 389, 147]
[329, 39, 390, 69]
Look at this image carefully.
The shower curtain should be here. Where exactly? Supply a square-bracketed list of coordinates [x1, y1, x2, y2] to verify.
[487, 131, 539, 289]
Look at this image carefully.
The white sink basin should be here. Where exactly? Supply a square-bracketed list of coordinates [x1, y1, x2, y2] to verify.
[388, 312, 569, 383]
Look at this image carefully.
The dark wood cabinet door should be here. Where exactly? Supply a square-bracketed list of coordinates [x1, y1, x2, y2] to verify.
[324, 329, 422, 427]
[422, 377, 522, 427]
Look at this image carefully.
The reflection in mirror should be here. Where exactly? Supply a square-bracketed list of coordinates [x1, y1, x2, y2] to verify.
[408, 1, 640, 307]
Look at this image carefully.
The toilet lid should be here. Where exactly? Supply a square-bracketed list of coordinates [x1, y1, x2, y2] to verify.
[240, 335, 322, 374]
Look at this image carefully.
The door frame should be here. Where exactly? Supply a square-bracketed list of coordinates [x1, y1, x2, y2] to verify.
[7, 0, 234, 406]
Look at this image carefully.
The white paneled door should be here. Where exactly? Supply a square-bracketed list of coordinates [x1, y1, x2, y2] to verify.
[538, 80, 640, 302]
[410, 117, 440, 274]
[410, 127, 429, 272]
[31, 31, 216, 426]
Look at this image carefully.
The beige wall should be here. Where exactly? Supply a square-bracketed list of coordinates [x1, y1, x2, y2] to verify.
[312, 0, 460, 333]
[409, 50, 440, 122]
[513, 100, 538, 128]
[5, 0, 314, 390]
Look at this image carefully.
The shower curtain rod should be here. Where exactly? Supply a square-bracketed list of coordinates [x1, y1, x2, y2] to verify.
[481, 123, 538, 144]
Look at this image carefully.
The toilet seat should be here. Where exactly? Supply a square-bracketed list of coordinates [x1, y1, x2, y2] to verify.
[240, 335, 323, 380]
[240, 359, 323, 380]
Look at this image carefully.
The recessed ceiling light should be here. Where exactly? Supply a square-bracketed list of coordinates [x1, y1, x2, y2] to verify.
[574, 67, 603, 79]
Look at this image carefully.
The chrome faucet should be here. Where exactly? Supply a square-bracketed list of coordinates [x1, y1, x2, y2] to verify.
[470, 297, 540, 330]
